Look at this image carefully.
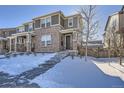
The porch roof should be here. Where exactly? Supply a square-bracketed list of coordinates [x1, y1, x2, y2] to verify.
[60, 28, 78, 34]
[12, 31, 35, 37]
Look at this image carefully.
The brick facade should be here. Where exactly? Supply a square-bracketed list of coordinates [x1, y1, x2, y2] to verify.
[35, 26, 62, 52]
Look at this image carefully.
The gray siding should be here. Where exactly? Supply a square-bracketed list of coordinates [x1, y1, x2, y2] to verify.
[64, 19, 68, 29]
[51, 14, 59, 25]
[60, 16, 64, 27]
[73, 16, 78, 28]
[64, 16, 78, 29]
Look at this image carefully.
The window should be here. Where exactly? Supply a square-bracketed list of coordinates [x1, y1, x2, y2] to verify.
[68, 17, 73, 27]
[41, 35, 52, 47]
[46, 17, 51, 27]
[29, 23, 33, 31]
[25, 25, 29, 32]
[46, 35, 52, 45]
[41, 19, 45, 28]
[19, 26, 24, 32]
[16, 28, 19, 33]
[41, 17, 51, 28]
[35, 20, 40, 28]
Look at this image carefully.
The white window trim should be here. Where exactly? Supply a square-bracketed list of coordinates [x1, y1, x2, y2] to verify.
[40, 16, 51, 28]
[46, 16, 51, 27]
[41, 35, 52, 47]
[40, 18, 46, 28]
[68, 17, 73, 27]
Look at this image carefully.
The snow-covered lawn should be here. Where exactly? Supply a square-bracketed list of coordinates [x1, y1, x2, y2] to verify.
[31, 56, 124, 88]
[93, 58, 124, 82]
[0, 55, 5, 59]
[0, 53, 56, 75]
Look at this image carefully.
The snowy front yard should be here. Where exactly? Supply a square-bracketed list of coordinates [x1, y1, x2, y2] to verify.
[0, 53, 124, 88]
[0, 53, 56, 75]
[93, 58, 124, 82]
[31, 56, 124, 88]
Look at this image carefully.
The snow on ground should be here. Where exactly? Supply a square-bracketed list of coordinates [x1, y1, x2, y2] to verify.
[93, 58, 124, 82]
[0, 53, 56, 75]
[0, 55, 5, 58]
[31, 56, 124, 88]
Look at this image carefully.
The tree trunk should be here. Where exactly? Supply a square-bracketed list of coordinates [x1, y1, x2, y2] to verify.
[108, 39, 111, 66]
[119, 34, 122, 65]
[85, 38, 88, 61]
[119, 54, 122, 65]
[85, 19, 89, 62]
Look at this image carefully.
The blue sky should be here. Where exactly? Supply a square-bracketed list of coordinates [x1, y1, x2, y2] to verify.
[0, 5, 122, 40]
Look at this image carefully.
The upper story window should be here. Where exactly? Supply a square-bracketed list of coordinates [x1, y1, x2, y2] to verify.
[51, 14, 59, 25]
[25, 24, 29, 32]
[68, 17, 73, 27]
[2, 32, 7, 37]
[35, 19, 40, 28]
[41, 17, 51, 28]
[46, 17, 51, 27]
[29, 23, 33, 31]
[18, 26, 25, 33]
[41, 19, 45, 28]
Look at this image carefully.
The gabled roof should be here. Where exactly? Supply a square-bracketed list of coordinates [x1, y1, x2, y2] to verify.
[104, 12, 120, 31]
[104, 6, 124, 31]
[32, 10, 81, 20]
[32, 11, 63, 20]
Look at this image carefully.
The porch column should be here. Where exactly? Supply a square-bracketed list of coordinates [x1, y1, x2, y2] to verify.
[9, 38, 12, 53]
[26, 34, 31, 52]
[0, 40, 2, 53]
[72, 31, 77, 50]
[14, 36, 17, 52]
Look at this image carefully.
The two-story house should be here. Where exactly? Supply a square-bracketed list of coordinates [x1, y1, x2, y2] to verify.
[103, 6, 124, 49]
[0, 11, 82, 54]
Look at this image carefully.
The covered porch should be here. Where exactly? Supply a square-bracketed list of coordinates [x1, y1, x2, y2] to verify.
[7, 31, 36, 53]
[0, 37, 8, 54]
[60, 28, 79, 51]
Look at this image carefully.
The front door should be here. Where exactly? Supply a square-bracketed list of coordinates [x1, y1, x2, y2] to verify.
[66, 35, 71, 49]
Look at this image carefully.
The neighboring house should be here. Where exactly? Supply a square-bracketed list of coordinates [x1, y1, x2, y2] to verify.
[0, 28, 16, 54]
[0, 11, 83, 54]
[103, 6, 124, 49]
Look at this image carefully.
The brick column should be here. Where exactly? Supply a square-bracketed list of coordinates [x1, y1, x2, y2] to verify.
[9, 38, 12, 53]
[72, 31, 77, 50]
[15, 36, 17, 52]
[26, 34, 31, 52]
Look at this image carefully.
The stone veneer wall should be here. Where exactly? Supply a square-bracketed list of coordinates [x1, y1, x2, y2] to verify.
[34, 26, 62, 52]
[72, 32, 78, 50]
[0, 42, 3, 54]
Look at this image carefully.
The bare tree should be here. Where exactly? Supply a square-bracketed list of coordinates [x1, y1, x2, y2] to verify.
[78, 5, 99, 61]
